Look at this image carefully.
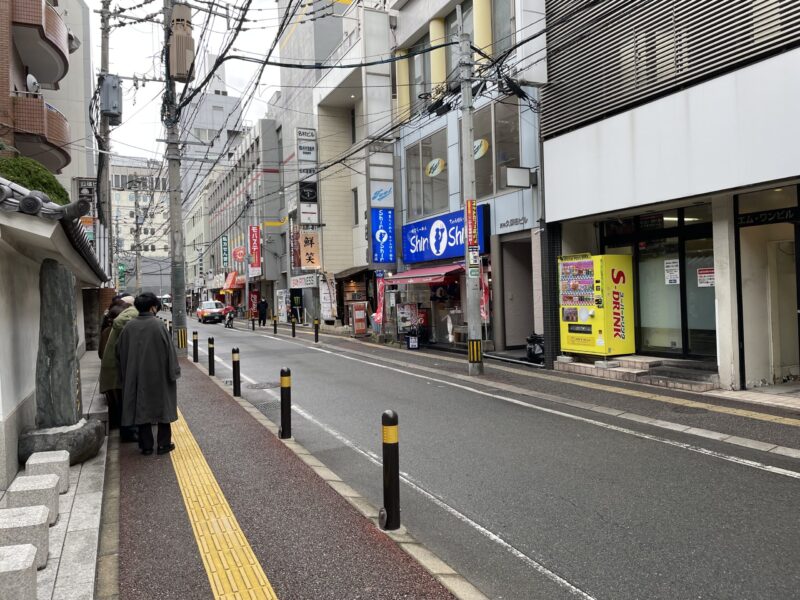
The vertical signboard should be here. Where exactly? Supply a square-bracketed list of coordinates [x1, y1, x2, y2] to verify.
[466, 199, 479, 278]
[249, 225, 261, 277]
[371, 208, 395, 263]
[221, 235, 229, 268]
[300, 230, 320, 269]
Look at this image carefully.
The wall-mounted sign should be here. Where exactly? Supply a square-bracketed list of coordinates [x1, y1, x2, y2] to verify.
[371, 208, 395, 263]
[697, 267, 715, 287]
[300, 230, 320, 269]
[402, 208, 487, 264]
[297, 140, 317, 162]
[249, 225, 260, 267]
[296, 127, 316, 140]
[370, 180, 394, 208]
[300, 202, 319, 225]
[299, 166, 317, 182]
[425, 158, 446, 177]
[221, 235, 229, 268]
[232, 246, 245, 262]
[290, 273, 317, 288]
[299, 180, 317, 202]
[664, 258, 680, 285]
[473, 138, 490, 160]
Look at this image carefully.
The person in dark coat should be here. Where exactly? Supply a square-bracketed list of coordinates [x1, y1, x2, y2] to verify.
[98, 296, 127, 359]
[117, 292, 181, 456]
[257, 297, 268, 327]
[99, 295, 138, 443]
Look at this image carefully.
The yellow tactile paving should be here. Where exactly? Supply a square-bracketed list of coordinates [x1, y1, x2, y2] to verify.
[170, 410, 278, 600]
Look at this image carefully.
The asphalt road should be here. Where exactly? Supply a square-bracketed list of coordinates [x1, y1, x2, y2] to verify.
[192, 320, 800, 600]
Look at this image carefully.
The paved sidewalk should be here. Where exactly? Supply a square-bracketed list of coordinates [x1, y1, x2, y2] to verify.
[119, 358, 467, 599]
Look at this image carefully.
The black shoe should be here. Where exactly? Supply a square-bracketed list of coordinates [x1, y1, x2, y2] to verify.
[157, 443, 176, 455]
[120, 434, 138, 444]
[141, 448, 153, 456]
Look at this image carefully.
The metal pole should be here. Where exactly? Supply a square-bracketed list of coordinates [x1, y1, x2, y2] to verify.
[244, 194, 252, 326]
[232, 348, 241, 397]
[279, 368, 291, 439]
[133, 177, 141, 294]
[379, 410, 400, 530]
[459, 15, 484, 376]
[208, 337, 215, 376]
[163, 0, 187, 354]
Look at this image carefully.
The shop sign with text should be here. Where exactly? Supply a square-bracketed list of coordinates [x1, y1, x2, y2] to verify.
[402, 208, 486, 264]
[221, 235, 229, 268]
[371, 208, 395, 263]
[300, 230, 320, 269]
[249, 225, 261, 267]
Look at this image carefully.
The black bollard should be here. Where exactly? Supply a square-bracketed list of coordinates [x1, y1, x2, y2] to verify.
[232, 347, 241, 397]
[208, 337, 215, 376]
[379, 410, 400, 530]
[291, 317, 296, 338]
[314, 318, 319, 343]
[168, 320, 173, 336]
[279, 367, 291, 439]
[192, 331, 198, 363]
[251, 318, 255, 331]
[273, 316, 278, 335]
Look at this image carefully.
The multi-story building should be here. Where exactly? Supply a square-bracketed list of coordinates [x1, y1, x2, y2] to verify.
[205, 119, 281, 311]
[386, 0, 547, 350]
[1, 0, 74, 172]
[109, 156, 171, 295]
[540, 2, 800, 390]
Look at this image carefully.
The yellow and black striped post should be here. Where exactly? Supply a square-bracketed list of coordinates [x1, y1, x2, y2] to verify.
[279, 368, 291, 439]
[192, 331, 198, 362]
[208, 337, 215, 377]
[232, 348, 241, 397]
[176, 327, 187, 349]
[291, 316, 296, 338]
[468, 339, 483, 364]
[273, 315, 278, 335]
[314, 318, 319, 343]
[379, 410, 400, 530]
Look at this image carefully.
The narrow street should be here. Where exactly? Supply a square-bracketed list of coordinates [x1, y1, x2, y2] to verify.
[191, 321, 800, 600]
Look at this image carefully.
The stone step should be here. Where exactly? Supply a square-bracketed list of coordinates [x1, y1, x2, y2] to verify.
[648, 366, 720, 383]
[0, 506, 49, 569]
[25, 450, 70, 494]
[638, 374, 718, 392]
[6, 474, 60, 526]
[0, 544, 36, 600]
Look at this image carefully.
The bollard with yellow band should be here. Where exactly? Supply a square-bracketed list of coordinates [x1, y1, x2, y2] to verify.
[279, 367, 291, 439]
[314, 318, 320, 343]
[468, 339, 483, 364]
[176, 327, 187, 349]
[273, 315, 278, 335]
[192, 331, 198, 362]
[291, 316, 296, 338]
[379, 410, 400, 530]
[208, 337, 215, 377]
[232, 347, 241, 397]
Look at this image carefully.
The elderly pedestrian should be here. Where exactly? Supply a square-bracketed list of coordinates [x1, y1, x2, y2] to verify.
[117, 292, 181, 456]
[99, 295, 138, 442]
[98, 296, 127, 359]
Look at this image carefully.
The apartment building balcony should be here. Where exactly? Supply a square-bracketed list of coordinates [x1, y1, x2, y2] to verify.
[12, 0, 70, 86]
[12, 93, 71, 173]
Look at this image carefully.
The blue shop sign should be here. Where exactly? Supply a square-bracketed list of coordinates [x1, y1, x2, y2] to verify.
[371, 208, 395, 263]
[402, 208, 486, 264]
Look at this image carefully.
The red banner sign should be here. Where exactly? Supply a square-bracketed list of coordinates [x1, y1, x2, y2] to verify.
[373, 278, 385, 325]
[466, 199, 478, 247]
[249, 225, 261, 267]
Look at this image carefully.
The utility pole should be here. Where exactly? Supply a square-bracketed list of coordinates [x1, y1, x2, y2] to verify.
[458, 9, 484, 375]
[244, 194, 253, 321]
[98, 0, 113, 281]
[163, 0, 187, 354]
[132, 176, 142, 293]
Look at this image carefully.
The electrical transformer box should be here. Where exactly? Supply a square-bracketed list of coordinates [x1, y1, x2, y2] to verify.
[169, 3, 195, 83]
[100, 75, 122, 126]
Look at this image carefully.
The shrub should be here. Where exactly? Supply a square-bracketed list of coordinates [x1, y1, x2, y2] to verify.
[0, 155, 70, 205]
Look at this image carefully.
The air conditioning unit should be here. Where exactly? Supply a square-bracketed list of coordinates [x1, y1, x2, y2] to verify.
[169, 3, 195, 83]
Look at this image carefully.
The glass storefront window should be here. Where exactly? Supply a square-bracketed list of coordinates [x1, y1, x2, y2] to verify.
[684, 203, 712, 225]
[638, 238, 682, 354]
[495, 99, 520, 192]
[684, 238, 716, 356]
[406, 129, 449, 219]
[409, 36, 431, 103]
[474, 105, 494, 199]
[639, 210, 677, 230]
[739, 186, 797, 214]
[492, 0, 515, 56]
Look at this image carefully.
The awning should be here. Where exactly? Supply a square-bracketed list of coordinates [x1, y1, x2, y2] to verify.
[386, 264, 464, 285]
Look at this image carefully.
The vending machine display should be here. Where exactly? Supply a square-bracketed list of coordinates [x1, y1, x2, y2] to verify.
[558, 253, 636, 356]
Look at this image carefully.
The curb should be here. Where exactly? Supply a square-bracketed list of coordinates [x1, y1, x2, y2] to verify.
[189, 359, 488, 600]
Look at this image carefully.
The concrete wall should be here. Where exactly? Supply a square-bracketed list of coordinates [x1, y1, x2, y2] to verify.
[544, 47, 800, 222]
[712, 195, 740, 390]
[0, 244, 40, 489]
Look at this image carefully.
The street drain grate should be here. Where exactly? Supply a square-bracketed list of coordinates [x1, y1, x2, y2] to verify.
[248, 381, 280, 390]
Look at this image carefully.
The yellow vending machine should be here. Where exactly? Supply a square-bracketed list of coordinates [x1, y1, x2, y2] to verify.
[559, 253, 636, 356]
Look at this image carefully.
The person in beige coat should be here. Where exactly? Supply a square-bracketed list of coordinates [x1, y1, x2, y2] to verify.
[99, 296, 138, 442]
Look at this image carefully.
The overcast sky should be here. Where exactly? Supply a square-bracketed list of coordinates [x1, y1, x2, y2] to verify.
[85, 0, 280, 163]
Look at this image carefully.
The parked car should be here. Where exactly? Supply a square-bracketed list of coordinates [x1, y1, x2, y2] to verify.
[196, 300, 225, 324]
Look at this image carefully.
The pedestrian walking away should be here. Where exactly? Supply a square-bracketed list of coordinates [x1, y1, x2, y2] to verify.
[98, 295, 139, 443]
[117, 292, 181, 456]
[257, 297, 268, 327]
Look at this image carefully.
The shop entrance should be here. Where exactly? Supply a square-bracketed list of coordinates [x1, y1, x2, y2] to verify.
[602, 205, 716, 359]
